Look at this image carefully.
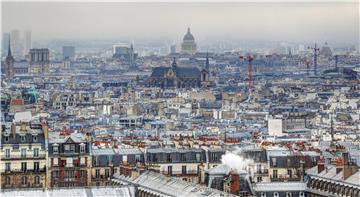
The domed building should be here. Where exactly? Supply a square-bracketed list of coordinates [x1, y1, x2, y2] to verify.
[181, 27, 197, 55]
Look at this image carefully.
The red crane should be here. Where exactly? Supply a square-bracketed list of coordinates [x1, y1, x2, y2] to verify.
[240, 56, 254, 91]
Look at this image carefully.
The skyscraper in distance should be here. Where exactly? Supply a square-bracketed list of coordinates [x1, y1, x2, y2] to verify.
[24, 31, 32, 57]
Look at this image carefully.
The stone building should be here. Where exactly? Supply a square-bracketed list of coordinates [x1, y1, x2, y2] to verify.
[29, 48, 50, 74]
[147, 58, 209, 89]
[306, 153, 359, 197]
[48, 132, 91, 188]
[181, 27, 197, 55]
[0, 112, 48, 189]
[3, 39, 15, 80]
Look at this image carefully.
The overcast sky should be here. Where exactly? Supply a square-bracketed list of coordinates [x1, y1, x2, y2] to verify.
[2, 1, 359, 45]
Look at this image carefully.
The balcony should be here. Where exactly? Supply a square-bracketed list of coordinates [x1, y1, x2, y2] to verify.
[163, 170, 198, 176]
[270, 174, 301, 182]
[254, 169, 269, 176]
[2, 154, 46, 160]
[3, 167, 46, 174]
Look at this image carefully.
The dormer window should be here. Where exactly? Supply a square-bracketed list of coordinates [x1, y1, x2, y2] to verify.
[53, 144, 59, 154]
[4, 136, 9, 142]
[80, 143, 86, 153]
[33, 135, 38, 142]
[21, 135, 26, 142]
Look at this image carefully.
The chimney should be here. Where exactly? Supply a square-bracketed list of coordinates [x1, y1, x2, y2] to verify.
[342, 152, 358, 180]
[317, 156, 325, 174]
[229, 172, 240, 195]
[20, 121, 26, 131]
[300, 155, 305, 181]
[42, 122, 49, 141]
[11, 122, 16, 139]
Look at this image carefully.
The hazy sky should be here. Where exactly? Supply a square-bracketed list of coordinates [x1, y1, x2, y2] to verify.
[2, 1, 359, 45]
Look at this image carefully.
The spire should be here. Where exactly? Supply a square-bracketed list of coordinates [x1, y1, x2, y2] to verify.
[171, 57, 177, 69]
[7, 37, 12, 57]
[205, 51, 209, 70]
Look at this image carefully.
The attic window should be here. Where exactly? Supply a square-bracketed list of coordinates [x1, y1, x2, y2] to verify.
[21, 135, 26, 142]
[33, 135, 38, 142]
[4, 136, 9, 142]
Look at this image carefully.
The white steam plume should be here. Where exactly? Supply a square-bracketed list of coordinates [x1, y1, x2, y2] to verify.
[221, 152, 254, 173]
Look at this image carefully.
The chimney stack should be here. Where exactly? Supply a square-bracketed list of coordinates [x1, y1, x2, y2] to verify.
[229, 172, 240, 195]
[342, 152, 358, 180]
[11, 122, 16, 139]
[317, 156, 325, 174]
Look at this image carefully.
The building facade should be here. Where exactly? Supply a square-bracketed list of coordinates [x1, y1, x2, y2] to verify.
[181, 27, 197, 55]
[147, 58, 209, 89]
[3, 39, 15, 80]
[29, 48, 50, 74]
[48, 132, 91, 188]
[0, 118, 48, 189]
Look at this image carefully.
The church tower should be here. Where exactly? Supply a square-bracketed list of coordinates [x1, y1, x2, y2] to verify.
[201, 52, 210, 83]
[5, 38, 15, 80]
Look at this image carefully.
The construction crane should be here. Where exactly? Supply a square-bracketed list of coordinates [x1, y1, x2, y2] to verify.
[309, 44, 320, 75]
[239, 55, 254, 92]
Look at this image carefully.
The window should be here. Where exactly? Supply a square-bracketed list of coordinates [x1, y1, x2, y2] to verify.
[181, 153, 186, 162]
[80, 144, 85, 153]
[34, 176, 40, 185]
[66, 158, 73, 167]
[64, 144, 70, 151]
[95, 169, 100, 178]
[70, 144, 75, 152]
[261, 193, 266, 197]
[33, 148, 39, 157]
[299, 192, 304, 197]
[21, 162, 27, 172]
[273, 170, 278, 178]
[105, 169, 110, 178]
[288, 169, 292, 178]
[80, 170, 87, 178]
[135, 154, 141, 162]
[5, 162, 11, 171]
[272, 157, 277, 167]
[257, 176, 262, 183]
[167, 166, 172, 175]
[80, 157, 85, 165]
[53, 158, 59, 166]
[167, 154, 172, 162]
[53, 145, 59, 154]
[21, 148, 27, 158]
[34, 162, 40, 171]
[182, 165, 187, 174]
[286, 192, 292, 197]
[21, 176, 27, 185]
[21, 135, 26, 142]
[33, 135, 38, 142]
[273, 192, 279, 197]
[5, 149, 10, 158]
[5, 176, 11, 185]
[4, 136, 9, 142]
[196, 153, 201, 162]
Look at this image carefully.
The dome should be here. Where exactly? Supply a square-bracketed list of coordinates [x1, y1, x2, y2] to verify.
[183, 27, 195, 41]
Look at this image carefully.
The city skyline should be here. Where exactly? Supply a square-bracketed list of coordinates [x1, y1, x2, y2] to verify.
[2, 1, 359, 46]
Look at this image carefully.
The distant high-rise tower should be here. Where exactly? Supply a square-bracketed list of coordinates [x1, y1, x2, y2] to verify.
[62, 46, 75, 60]
[2, 32, 10, 57]
[29, 48, 50, 74]
[10, 29, 23, 58]
[130, 44, 135, 68]
[4, 38, 15, 79]
[24, 31, 32, 56]
[181, 27, 197, 55]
